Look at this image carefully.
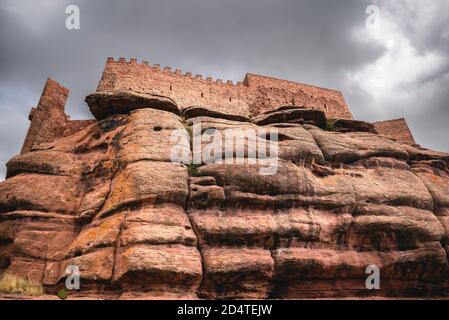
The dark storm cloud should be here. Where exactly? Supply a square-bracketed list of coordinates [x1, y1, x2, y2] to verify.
[0, 0, 448, 179]
[350, 0, 449, 152]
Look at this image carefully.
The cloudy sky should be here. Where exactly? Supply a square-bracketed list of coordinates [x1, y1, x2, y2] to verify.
[0, 0, 448, 179]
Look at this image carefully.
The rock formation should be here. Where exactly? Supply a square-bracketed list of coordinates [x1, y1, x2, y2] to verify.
[1, 58, 449, 299]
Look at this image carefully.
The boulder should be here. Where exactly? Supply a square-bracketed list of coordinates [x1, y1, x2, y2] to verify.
[101, 161, 189, 215]
[112, 245, 202, 291]
[115, 108, 189, 167]
[85, 91, 179, 120]
[120, 206, 197, 247]
[348, 205, 445, 251]
[200, 248, 274, 299]
[183, 106, 251, 122]
[0, 174, 80, 214]
[307, 127, 409, 163]
[191, 208, 353, 249]
[6, 151, 81, 178]
[254, 106, 326, 128]
[330, 119, 377, 133]
[67, 213, 125, 257]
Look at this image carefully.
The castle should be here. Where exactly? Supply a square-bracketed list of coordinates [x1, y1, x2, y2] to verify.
[21, 57, 415, 154]
[2, 57, 449, 299]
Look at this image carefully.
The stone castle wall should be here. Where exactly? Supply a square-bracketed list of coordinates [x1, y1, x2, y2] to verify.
[20, 78, 95, 154]
[373, 118, 416, 145]
[96, 57, 353, 119]
[21, 59, 417, 155]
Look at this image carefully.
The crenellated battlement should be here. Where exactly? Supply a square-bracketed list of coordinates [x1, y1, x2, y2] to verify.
[104, 57, 246, 88]
[96, 57, 353, 119]
[106, 57, 244, 86]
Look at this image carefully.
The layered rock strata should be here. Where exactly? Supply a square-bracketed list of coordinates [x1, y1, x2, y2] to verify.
[1, 68, 449, 299]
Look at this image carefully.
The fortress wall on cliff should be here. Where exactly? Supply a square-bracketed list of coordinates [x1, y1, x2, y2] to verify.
[373, 118, 416, 145]
[20, 58, 419, 154]
[20, 78, 95, 154]
[96, 57, 353, 119]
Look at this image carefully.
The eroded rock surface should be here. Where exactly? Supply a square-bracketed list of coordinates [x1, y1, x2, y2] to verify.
[1, 84, 449, 299]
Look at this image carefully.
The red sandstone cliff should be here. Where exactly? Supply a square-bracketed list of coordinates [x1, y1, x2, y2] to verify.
[0, 58, 448, 299]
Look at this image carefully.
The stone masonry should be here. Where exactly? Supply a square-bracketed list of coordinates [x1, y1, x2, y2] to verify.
[94, 57, 353, 120]
[374, 118, 416, 145]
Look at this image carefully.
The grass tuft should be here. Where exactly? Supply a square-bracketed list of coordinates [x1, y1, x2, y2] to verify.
[0, 272, 44, 296]
[57, 288, 69, 300]
[325, 119, 336, 131]
[187, 163, 201, 177]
